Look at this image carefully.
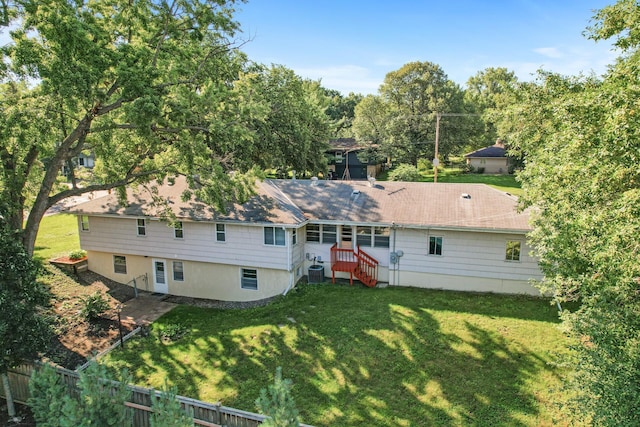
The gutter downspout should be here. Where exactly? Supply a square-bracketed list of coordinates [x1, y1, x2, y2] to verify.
[283, 227, 294, 296]
[392, 222, 397, 286]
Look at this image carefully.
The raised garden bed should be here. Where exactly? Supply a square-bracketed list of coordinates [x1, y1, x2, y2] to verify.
[49, 256, 88, 274]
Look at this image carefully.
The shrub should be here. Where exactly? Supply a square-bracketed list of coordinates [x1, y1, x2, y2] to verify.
[149, 384, 194, 427]
[28, 364, 68, 427]
[158, 323, 189, 343]
[80, 292, 110, 322]
[388, 164, 422, 181]
[256, 367, 300, 427]
[68, 249, 87, 260]
[30, 362, 132, 427]
[476, 167, 485, 174]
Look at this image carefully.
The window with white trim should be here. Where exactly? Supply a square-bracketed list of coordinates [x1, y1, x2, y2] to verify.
[292, 228, 297, 245]
[374, 227, 390, 248]
[356, 226, 372, 247]
[506, 240, 521, 261]
[173, 261, 184, 281]
[241, 268, 258, 290]
[137, 218, 146, 236]
[322, 225, 337, 244]
[174, 221, 183, 239]
[264, 227, 286, 246]
[306, 224, 320, 242]
[80, 215, 90, 232]
[114, 255, 127, 274]
[429, 236, 443, 256]
[215, 224, 226, 242]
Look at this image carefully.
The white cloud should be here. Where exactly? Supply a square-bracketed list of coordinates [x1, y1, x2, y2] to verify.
[293, 64, 383, 95]
[534, 47, 564, 59]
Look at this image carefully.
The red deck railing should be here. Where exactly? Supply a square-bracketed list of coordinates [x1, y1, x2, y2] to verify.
[330, 243, 378, 287]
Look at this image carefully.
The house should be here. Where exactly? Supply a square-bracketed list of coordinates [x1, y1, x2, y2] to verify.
[464, 140, 509, 174]
[69, 176, 542, 303]
[326, 138, 384, 180]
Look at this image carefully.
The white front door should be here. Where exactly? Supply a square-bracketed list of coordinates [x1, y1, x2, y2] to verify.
[152, 259, 169, 294]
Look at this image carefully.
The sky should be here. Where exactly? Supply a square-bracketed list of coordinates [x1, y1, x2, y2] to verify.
[233, 0, 619, 95]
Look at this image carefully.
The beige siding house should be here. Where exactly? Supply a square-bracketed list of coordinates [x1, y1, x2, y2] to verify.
[71, 177, 542, 301]
[465, 141, 509, 174]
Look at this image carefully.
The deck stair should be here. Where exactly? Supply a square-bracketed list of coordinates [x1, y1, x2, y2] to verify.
[330, 243, 379, 287]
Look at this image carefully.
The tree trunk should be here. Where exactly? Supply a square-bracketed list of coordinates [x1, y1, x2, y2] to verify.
[1, 372, 16, 419]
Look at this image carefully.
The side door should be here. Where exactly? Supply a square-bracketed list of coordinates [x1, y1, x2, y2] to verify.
[152, 259, 169, 294]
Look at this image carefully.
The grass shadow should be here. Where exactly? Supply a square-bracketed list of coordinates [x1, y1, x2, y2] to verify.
[104, 284, 569, 426]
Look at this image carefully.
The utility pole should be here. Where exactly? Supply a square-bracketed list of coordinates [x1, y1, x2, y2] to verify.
[433, 112, 478, 183]
[434, 113, 441, 183]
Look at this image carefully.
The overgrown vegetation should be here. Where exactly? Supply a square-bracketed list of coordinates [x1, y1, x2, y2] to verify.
[80, 292, 111, 322]
[29, 362, 132, 427]
[104, 284, 572, 426]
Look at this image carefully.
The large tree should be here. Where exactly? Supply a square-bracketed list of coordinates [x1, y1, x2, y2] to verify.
[501, 1, 640, 423]
[464, 67, 518, 148]
[0, 0, 330, 256]
[378, 61, 470, 166]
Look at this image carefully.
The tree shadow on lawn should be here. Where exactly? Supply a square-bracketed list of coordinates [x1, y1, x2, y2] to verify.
[106, 287, 564, 426]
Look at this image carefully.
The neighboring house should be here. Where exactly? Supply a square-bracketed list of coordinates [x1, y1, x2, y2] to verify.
[77, 152, 95, 168]
[464, 140, 509, 174]
[70, 177, 542, 303]
[326, 138, 383, 180]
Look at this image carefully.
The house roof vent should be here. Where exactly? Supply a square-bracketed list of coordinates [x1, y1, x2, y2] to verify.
[311, 176, 318, 186]
[461, 193, 471, 199]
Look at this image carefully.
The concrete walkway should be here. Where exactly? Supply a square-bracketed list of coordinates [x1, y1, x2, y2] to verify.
[119, 293, 177, 326]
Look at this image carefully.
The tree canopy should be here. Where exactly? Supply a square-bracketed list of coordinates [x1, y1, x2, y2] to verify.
[0, 0, 331, 255]
[352, 61, 477, 167]
[500, 1, 640, 423]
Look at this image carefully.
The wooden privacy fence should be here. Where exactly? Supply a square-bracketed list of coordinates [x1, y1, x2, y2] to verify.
[1, 363, 313, 427]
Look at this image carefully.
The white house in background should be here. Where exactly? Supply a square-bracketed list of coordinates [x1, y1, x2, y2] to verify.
[69, 177, 542, 302]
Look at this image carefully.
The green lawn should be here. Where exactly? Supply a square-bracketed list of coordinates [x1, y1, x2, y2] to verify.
[33, 213, 81, 261]
[104, 285, 573, 426]
[378, 167, 523, 197]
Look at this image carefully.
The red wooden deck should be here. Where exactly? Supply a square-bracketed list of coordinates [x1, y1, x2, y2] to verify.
[330, 243, 378, 287]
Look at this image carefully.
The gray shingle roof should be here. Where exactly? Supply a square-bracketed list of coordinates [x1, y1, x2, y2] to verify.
[70, 177, 530, 232]
[465, 145, 507, 158]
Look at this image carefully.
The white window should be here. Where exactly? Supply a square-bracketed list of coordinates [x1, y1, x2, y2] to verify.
[137, 218, 146, 236]
[306, 224, 320, 242]
[80, 215, 89, 232]
[429, 236, 443, 256]
[264, 226, 286, 246]
[356, 226, 372, 247]
[216, 224, 226, 242]
[322, 225, 337, 244]
[174, 221, 183, 239]
[506, 240, 521, 261]
[241, 268, 258, 290]
[114, 255, 127, 274]
[292, 228, 297, 245]
[173, 261, 184, 281]
[374, 227, 390, 248]
[78, 157, 85, 166]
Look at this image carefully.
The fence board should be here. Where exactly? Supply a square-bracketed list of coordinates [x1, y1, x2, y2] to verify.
[1, 363, 314, 427]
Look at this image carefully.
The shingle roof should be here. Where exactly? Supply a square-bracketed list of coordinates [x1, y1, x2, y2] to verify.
[465, 145, 507, 158]
[68, 176, 307, 225]
[272, 179, 529, 232]
[70, 177, 530, 232]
